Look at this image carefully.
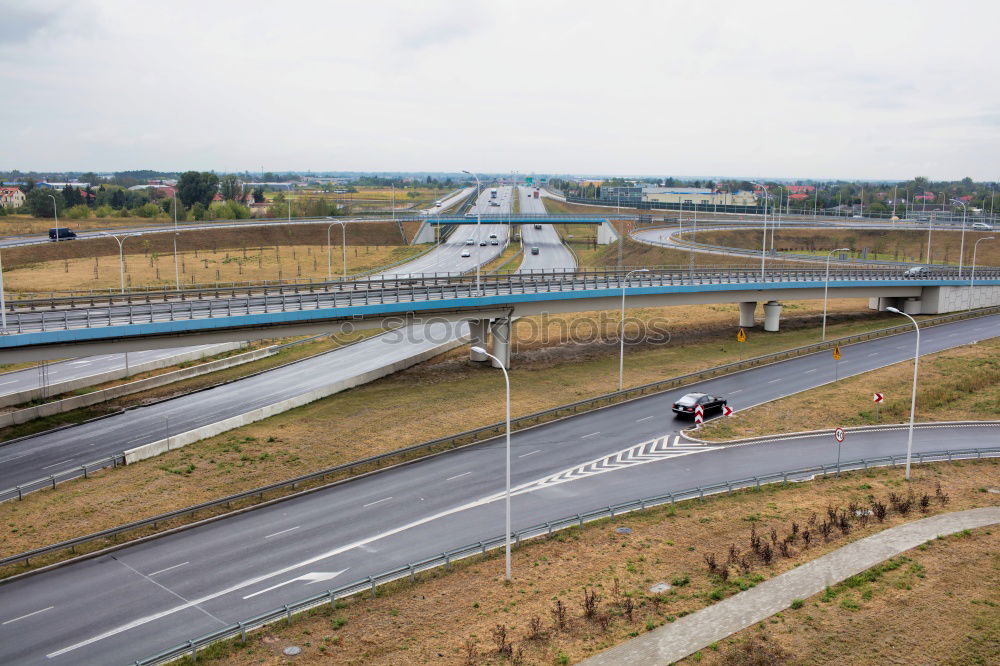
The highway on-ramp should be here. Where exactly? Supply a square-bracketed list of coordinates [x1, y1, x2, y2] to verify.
[0, 313, 997, 664]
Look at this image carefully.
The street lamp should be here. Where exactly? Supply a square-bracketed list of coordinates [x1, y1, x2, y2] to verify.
[462, 170, 483, 294]
[47, 194, 59, 240]
[969, 236, 995, 310]
[99, 231, 136, 293]
[172, 194, 181, 290]
[470, 345, 513, 581]
[0, 249, 6, 333]
[885, 306, 919, 480]
[950, 199, 968, 277]
[619, 269, 649, 391]
[750, 182, 768, 282]
[821, 248, 851, 341]
[326, 219, 347, 281]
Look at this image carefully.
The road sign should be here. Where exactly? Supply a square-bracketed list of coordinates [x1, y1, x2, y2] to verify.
[834, 427, 845, 443]
[723, 405, 733, 417]
[694, 403, 704, 426]
[873, 392, 884, 403]
[694, 412, 704, 425]
[736, 328, 747, 343]
[832, 343, 841, 360]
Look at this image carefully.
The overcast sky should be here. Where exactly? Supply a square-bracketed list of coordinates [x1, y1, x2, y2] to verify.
[2, 0, 998, 181]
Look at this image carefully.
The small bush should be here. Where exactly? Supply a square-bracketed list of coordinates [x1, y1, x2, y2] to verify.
[790, 599, 804, 610]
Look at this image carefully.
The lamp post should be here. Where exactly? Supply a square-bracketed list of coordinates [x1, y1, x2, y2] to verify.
[0, 249, 6, 333]
[949, 199, 968, 277]
[100, 231, 135, 293]
[172, 194, 181, 290]
[470, 345, 512, 581]
[968, 236, 995, 310]
[750, 182, 768, 282]
[462, 170, 483, 294]
[48, 194, 59, 241]
[821, 247, 851, 341]
[619, 269, 649, 391]
[885, 307, 919, 480]
[326, 220, 347, 281]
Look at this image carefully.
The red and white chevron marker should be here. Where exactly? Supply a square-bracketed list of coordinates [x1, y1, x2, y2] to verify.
[873, 392, 884, 403]
[694, 403, 704, 426]
[723, 405, 733, 417]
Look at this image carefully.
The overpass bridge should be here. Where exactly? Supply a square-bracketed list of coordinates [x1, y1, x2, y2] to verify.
[1, 266, 998, 364]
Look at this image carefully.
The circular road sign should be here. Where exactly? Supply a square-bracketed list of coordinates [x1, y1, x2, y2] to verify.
[834, 427, 846, 443]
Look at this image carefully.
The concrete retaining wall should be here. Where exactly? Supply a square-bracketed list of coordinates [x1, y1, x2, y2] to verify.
[921, 284, 1000, 313]
[123, 336, 466, 464]
[0, 344, 279, 428]
[0, 342, 244, 408]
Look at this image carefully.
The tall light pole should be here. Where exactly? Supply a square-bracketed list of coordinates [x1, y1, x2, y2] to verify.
[470, 345, 512, 581]
[969, 236, 995, 310]
[172, 194, 181, 290]
[750, 182, 768, 281]
[326, 219, 347, 281]
[950, 199, 968, 277]
[821, 248, 851, 341]
[287, 199, 291, 224]
[0, 249, 6, 333]
[48, 194, 59, 241]
[462, 170, 483, 294]
[885, 307, 919, 480]
[100, 231, 135, 293]
[619, 269, 649, 391]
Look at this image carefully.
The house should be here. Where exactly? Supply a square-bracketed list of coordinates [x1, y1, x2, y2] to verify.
[0, 187, 26, 208]
[785, 185, 815, 194]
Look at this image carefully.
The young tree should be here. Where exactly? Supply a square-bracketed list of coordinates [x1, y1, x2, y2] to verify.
[177, 171, 220, 208]
[25, 189, 64, 217]
[252, 186, 265, 203]
[219, 174, 243, 201]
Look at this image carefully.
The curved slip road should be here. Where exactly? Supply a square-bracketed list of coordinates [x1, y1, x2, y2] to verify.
[0, 314, 997, 664]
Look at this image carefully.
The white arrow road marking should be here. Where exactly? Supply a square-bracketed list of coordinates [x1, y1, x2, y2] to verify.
[243, 570, 348, 600]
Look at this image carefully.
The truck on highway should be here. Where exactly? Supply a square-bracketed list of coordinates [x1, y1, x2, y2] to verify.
[490, 188, 498, 199]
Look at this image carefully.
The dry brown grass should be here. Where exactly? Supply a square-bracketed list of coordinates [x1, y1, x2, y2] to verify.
[0, 300, 898, 556]
[3, 244, 421, 293]
[698, 337, 1000, 441]
[190, 461, 999, 666]
[680, 525, 999, 666]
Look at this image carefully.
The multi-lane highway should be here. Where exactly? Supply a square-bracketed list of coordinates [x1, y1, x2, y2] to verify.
[516, 186, 576, 272]
[1, 312, 996, 665]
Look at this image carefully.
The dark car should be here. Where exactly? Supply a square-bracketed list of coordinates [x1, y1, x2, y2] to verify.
[530, 246, 539, 255]
[672, 392, 727, 418]
[48, 227, 77, 241]
[479, 241, 488, 246]
[533, 224, 542, 230]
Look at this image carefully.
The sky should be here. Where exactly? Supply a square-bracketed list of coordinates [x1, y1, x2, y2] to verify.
[1, 0, 998, 181]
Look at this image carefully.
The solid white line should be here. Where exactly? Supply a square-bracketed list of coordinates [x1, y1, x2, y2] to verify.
[362, 497, 392, 508]
[0, 451, 31, 464]
[672, 435, 680, 446]
[767, 378, 781, 383]
[148, 562, 190, 577]
[446, 472, 471, 481]
[2, 606, 54, 625]
[636, 415, 656, 422]
[518, 450, 540, 458]
[41, 459, 74, 470]
[581, 431, 601, 439]
[804, 368, 817, 374]
[867, 352, 877, 357]
[0, 380, 17, 386]
[263, 526, 300, 539]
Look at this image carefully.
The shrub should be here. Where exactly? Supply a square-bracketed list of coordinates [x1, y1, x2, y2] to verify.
[65, 204, 91, 219]
[790, 599, 804, 610]
[723, 633, 792, 665]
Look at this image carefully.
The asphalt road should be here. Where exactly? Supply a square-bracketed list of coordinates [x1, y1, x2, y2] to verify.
[1, 313, 996, 664]
[516, 186, 576, 272]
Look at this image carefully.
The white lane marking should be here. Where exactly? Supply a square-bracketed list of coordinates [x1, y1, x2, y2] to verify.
[362, 497, 392, 508]
[263, 526, 300, 539]
[2, 606, 54, 625]
[0, 451, 31, 464]
[767, 378, 781, 384]
[0, 380, 18, 386]
[110, 554, 225, 625]
[242, 570, 348, 600]
[867, 352, 877, 357]
[804, 368, 817, 374]
[446, 472, 471, 481]
[672, 435, 681, 446]
[518, 450, 540, 458]
[148, 562, 189, 577]
[636, 415, 656, 422]
[41, 459, 74, 470]
[581, 431, 601, 439]
[728, 389, 743, 394]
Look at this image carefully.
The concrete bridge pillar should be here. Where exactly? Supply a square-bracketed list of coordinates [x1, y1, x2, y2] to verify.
[490, 318, 512, 369]
[596, 221, 619, 245]
[763, 300, 782, 332]
[738, 301, 757, 327]
[469, 319, 489, 362]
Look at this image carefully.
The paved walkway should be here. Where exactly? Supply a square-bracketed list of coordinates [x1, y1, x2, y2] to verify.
[581, 506, 1000, 665]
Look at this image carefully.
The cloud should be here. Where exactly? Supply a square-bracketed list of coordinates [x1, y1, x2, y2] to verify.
[0, 2, 61, 46]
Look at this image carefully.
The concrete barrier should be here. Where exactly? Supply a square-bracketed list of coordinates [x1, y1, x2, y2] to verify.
[0, 342, 244, 408]
[123, 336, 466, 464]
[0, 344, 279, 428]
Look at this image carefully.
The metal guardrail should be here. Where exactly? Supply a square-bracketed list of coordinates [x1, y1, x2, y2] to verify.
[7, 266, 999, 334]
[133, 445, 1000, 666]
[4, 304, 997, 571]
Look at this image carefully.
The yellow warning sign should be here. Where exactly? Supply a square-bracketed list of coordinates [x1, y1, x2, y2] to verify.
[736, 328, 747, 343]
[832, 343, 841, 360]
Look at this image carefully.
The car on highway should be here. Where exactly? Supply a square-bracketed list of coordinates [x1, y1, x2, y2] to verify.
[672, 392, 727, 418]
[972, 222, 994, 230]
[435, 202, 442, 207]
[534, 224, 542, 230]
[904, 265, 929, 277]
[466, 238, 475, 245]
[530, 246, 539, 255]
[490, 239, 499, 245]
[489, 233, 497, 239]
[48, 227, 77, 241]
[480, 241, 488, 246]
[461, 249, 471, 257]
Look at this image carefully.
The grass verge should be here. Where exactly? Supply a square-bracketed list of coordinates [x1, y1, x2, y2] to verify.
[166, 460, 998, 665]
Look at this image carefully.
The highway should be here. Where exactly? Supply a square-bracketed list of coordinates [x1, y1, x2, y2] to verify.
[0, 312, 996, 665]
[516, 186, 576, 272]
